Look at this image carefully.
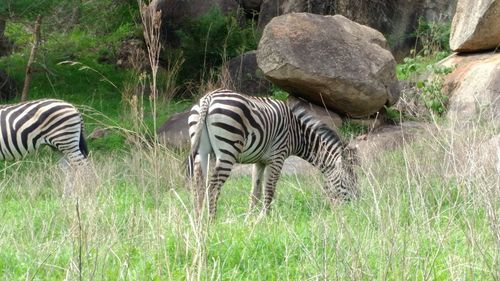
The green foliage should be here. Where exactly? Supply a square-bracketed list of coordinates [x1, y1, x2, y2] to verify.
[176, 8, 260, 83]
[396, 51, 449, 80]
[1, 0, 138, 36]
[271, 86, 289, 100]
[339, 121, 368, 139]
[397, 18, 451, 81]
[413, 17, 451, 56]
[3, 22, 31, 46]
[384, 106, 404, 122]
[78, 0, 139, 36]
[0, 0, 61, 18]
[416, 64, 452, 115]
[394, 18, 454, 119]
[396, 50, 452, 116]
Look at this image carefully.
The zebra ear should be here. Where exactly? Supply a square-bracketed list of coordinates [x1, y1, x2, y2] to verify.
[286, 95, 308, 112]
[343, 142, 360, 166]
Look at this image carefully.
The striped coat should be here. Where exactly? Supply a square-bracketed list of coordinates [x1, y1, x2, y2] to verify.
[188, 89, 357, 218]
[0, 99, 88, 165]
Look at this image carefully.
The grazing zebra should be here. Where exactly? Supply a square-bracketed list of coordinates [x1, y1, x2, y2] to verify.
[188, 89, 357, 218]
[0, 99, 89, 166]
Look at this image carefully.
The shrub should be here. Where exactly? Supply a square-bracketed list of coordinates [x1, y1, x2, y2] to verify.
[176, 8, 260, 83]
[413, 17, 451, 56]
[416, 64, 452, 115]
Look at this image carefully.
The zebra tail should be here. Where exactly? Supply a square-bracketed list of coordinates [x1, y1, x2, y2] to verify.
[185, 95, 211, 178]
[79, 124, 89, 158]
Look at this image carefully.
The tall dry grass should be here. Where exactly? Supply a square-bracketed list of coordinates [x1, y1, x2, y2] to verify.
[0, 110, 498, 280]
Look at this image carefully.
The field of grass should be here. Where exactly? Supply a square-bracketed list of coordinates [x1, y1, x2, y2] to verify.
[0, 3, 498, 280]
[0, 120, 498, 280]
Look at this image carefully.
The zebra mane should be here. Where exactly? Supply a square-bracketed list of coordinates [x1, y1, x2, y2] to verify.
[0, 99, 62, 110]
[287, 96, 343, 145]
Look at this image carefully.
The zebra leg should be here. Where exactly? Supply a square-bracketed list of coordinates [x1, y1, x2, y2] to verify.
[206, 158, 234, 219]
[249, 162, 265, 210]
[60, 149, 90, 197]
[262, 160, 285, 213]
[193, 152, 208, 216]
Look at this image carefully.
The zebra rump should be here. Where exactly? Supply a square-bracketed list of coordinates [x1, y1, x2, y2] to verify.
[0, 99, 88, 165]
[187, 89, 357, 218]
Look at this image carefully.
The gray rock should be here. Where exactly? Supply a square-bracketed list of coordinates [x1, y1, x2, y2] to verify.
[450, 0, 500, 52]
[257, 13, 398, 117]
[224, 51, 272, 96]
[350, 122, 427, 163]
[88, 128, 111, 140]
[157, 110, 190, 149]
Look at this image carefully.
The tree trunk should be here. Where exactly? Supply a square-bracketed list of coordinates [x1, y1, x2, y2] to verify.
[21, 15, 42, 102]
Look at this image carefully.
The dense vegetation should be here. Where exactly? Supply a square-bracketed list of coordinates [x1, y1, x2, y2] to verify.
[0, 1, 498, 280]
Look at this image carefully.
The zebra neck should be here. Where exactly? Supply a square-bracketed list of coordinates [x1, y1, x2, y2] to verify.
[289, 112, 345, 177]
[293, 125, 338, 174]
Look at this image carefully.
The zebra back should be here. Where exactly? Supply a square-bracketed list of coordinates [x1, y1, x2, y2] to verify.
[0, 99, 88, 164]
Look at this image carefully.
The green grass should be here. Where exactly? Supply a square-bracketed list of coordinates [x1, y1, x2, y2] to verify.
[0, 123, 498, 280]
[0, 4, 498, 280]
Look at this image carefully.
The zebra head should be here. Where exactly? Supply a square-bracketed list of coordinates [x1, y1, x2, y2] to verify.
[316, 130, 359, 203]
[287, 97, 359, 202]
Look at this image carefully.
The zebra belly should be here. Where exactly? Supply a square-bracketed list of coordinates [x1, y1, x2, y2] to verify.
[237, 132, 273, 164]
[0, 137, 44, 161]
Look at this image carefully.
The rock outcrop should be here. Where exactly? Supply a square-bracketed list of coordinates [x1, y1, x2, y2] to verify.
[257, 13, 398, 117]
[450, 0, 500, 52]
[440, 53, 500, 122]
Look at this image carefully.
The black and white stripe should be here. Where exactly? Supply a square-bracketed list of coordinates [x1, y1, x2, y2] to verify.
[188, 89, 357, 218]
[0, 99, 88, 165]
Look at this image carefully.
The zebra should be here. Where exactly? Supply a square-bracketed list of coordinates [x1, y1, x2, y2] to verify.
[187, 89, 357, 218]
[0, 99, 89, 167]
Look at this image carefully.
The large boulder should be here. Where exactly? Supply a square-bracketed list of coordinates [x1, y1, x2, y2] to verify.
[257, 0, 457, 59]
[224, 51, 272, 96]
[440, 53, 500, 122]
[257, 13, 399, 118]
[0, 70, 17, 101]
[450, 0, 500, 52]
